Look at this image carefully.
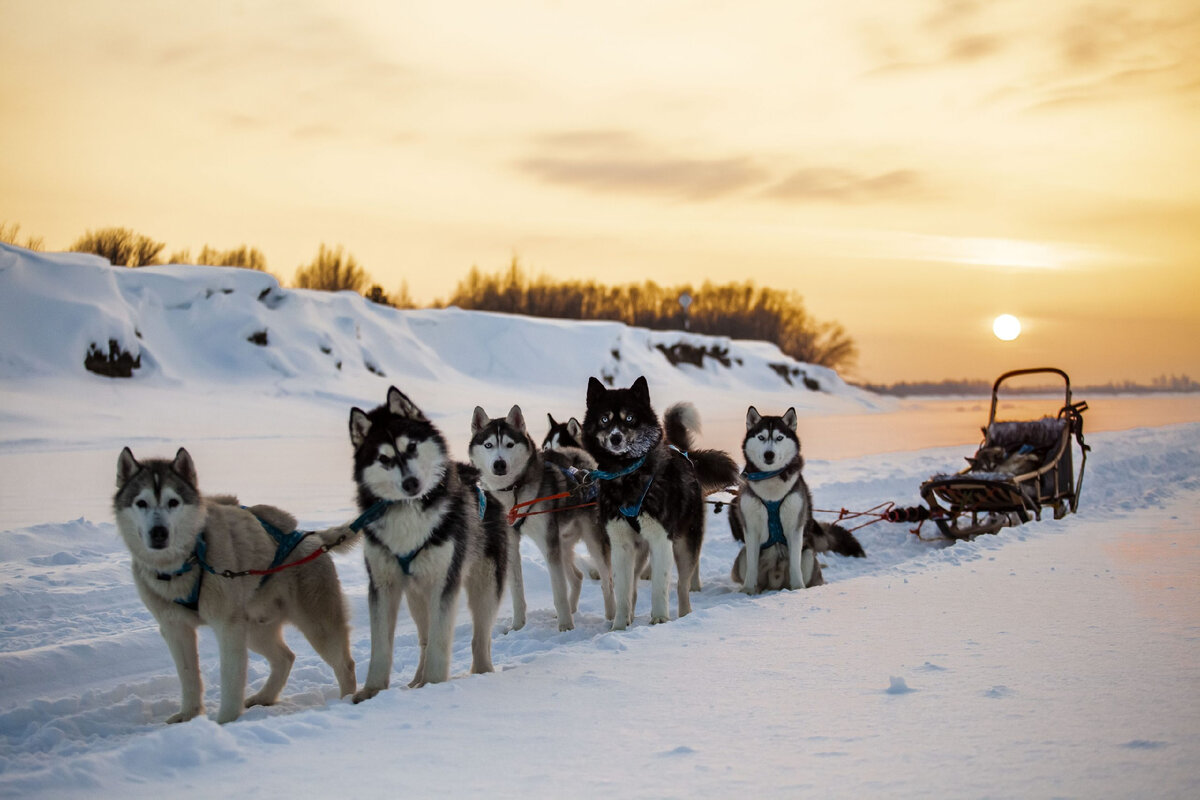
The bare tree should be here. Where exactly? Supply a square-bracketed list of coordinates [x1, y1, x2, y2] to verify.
[69, 227, 165, 267]
[293, 244, 370, 293]
[0, 221, 45, 251]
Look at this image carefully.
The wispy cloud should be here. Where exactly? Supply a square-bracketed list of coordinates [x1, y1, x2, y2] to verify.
[763, 168, 927, 204]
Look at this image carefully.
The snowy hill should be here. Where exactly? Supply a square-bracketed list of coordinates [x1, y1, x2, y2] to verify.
[0, 241, 877, 415]
[1, 241, 1198, 798]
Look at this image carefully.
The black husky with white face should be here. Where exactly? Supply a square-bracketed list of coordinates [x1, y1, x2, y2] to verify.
[582, 376, 723, 629]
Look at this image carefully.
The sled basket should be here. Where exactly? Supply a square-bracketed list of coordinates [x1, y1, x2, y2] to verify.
[920, 367, 1089, 539]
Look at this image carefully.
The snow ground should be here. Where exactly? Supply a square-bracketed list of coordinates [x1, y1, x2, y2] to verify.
[1, 245, 1198, 798]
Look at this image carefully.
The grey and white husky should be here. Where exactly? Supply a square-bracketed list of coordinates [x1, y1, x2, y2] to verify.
[471, 405, 614, 629]
[542, 413, 584, 452]
[349, 386, 509, 699]
[730, 407, 865, 593]
[582, 376, 740, 629]
[113, 447, 357, 724]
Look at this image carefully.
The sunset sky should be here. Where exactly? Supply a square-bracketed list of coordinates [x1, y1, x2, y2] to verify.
[2, 0, 1198, 385]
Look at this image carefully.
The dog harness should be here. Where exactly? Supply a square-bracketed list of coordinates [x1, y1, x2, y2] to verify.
[363, 487, 488, 576]
[742, 462, 799, 551]
[156, 531, 214, 611]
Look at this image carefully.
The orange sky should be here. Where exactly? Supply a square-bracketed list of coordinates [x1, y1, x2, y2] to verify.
[2, 0, 1198, 385]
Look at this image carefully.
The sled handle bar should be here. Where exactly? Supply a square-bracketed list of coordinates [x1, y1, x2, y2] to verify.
[989, 367, 1071, 426]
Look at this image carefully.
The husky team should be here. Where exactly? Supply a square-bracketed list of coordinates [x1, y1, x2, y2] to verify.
[114, 377, 864, 723]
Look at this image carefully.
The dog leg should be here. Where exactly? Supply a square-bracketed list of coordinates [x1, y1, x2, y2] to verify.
[608, 521, 637, 630]
[531, 526, 574, 631]
[739, 504, 767, 594]
[564, 545, 583, 615]
[406, 586, 431, 688]
[211, 620, 249, 723]
[507, 530, 526, 631]
[466, 563, 500, 675]
[420, 587, 460, 685]
[356, 578, 403, 702]
[160, 621, 204, 723]
[640, 518, 673, 624]
[291, 596, 356, 699]
[581, 527, 615, 620]
[245, 621, 294, 708]
[671, 538, 697, 618]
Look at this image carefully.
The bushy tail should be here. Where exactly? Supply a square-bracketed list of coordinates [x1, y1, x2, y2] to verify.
[808, 520, 866, 558]
[244, 502, 362, 554]
[665, 402, 740, 494]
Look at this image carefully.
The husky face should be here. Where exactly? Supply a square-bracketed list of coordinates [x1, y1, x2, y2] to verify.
[583, 376, 662, 461]
[542, 414, 584, 452]
[743, 406, 800, 470]
[470, 405, 535, 485]
[350, 386, 449, 501]
[113, 447, 205, 564]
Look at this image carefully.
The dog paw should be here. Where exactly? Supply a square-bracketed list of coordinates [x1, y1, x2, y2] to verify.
[558, 619, 575, 632]
[739, 584, 757, 595]
[244, 692, 278, 709]
[650, 614, 669, 625]
[165, 707, 202, 724]
[352, 687, 381, 704]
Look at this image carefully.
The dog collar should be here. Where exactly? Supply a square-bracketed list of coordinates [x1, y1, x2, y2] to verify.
[742, 460, 797, 482]
[590, 454, 648, 482]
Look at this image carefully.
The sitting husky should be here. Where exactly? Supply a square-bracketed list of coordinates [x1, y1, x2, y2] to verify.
[113, 447, 357, 724]
[730, 407, 865, 594]
[349, 386, 509, 699]
[582, 376, 739, 629]
[471, 405, 614, 628]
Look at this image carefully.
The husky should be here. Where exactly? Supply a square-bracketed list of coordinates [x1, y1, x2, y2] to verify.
[471, 405, 614, 628]
[730, 407, 865, 594]
[113, 447, 357, 724]
[349, 386, 508, 699]
[542, 413, 584, 452]
[582, 376, 739, 629]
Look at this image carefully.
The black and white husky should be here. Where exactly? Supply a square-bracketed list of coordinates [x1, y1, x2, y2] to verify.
[349, 387, 508, 698]
[113, 447, 358, 723]
[582, 376, 739, 629]
[471, 405, 614, 628]
[730, 407, 865, 593]
[542, 414, 584, 452]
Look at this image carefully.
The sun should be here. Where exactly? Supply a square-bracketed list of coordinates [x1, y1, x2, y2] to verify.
[993, 314, 1022, 341]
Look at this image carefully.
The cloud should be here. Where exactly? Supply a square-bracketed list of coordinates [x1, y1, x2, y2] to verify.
[517, 131, 766, 201]
[763, 168, 927, 203]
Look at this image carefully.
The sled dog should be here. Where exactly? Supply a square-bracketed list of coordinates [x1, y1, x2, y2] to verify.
[113, 447, 357, 724]
[471, 405, 614, 628]
[730, 407, 865, 593]
[542, 413, 585, 452]
[349, 386, 508, 699]
[582, 376, 739, 628]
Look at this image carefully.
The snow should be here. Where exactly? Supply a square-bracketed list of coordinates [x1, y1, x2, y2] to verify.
[1, 243, 1198, 797]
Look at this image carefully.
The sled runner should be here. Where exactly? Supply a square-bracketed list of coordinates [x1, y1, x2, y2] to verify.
[918, 367, 1089, 539]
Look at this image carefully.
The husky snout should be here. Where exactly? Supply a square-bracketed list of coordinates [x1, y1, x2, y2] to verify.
[148, 524, 170, 549]
[492, 459, 507, 476]
[763, 450, 776, 464]
[401, 475, 420, 495]
[608, 431, 624, 448]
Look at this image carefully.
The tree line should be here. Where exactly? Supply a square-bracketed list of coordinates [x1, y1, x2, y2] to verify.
[2, 222, 855, 370]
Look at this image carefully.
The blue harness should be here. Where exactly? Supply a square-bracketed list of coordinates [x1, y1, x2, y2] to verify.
[359, 487, 487, 577]
[743, 463, 796, 551]
[156, 531, 215, 611]
[592, 447, 689, 522]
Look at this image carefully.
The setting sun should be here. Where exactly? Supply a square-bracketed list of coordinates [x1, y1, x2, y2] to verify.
[993, 314, 1022, 341]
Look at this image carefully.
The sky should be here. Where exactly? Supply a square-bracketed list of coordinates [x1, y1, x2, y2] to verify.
[2, 0, 1198, 385]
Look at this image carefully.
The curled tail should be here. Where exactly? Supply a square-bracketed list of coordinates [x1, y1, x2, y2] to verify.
[807, 519, 866, 558]
[665, 402, 740, 494]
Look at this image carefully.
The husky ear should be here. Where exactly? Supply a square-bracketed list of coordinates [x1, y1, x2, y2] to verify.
[117, 447, 141, 487]
[746, 406, 761, 430]
[546, 413, 557, 428]
[567, 418, 583, 438]
[506, 405, 526, 433]
[586, 376, 606, 408]
[349, 407, 372, 449]
[471, 406, 490, 434]
[172, 448, 198, 490]
[782, 407, 798, 431]
[630, 376, 650, 405]
[387, 386, 425, 420]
